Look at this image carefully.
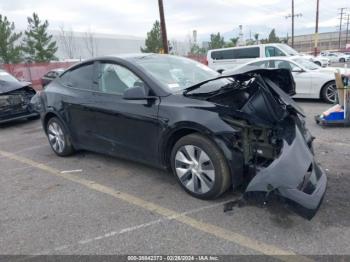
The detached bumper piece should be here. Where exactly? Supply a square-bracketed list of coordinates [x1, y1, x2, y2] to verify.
[244, 125, 327, 220]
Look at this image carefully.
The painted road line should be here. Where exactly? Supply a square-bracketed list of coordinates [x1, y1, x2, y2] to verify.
[36, 201, 233, 255]
[60, 169, 83, 174]
[0, 150, 313, 262]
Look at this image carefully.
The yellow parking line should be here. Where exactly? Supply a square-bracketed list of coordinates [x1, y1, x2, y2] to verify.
[0, 150, 312, 262]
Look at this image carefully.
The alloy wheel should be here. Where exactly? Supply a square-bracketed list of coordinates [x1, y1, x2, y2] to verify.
[174, 145, 215, 194]
[48, 121, 65, 153]
[325, 83, 337, 103]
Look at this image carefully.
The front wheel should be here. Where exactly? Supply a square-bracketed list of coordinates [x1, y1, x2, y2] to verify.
[170, 134, 230, 200]
[46, 117, 74, 156]
[321, 81, 337, 104]
[339, 58, 345, 63]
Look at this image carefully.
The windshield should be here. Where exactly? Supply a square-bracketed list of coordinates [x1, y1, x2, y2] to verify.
[292, 58, 320, 70]
[277, 44, 299, 56]
[134, 55, 220, 92]
[0, 71, 19, 82]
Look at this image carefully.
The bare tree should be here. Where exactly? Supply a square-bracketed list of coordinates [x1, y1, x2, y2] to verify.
[58, 24, 78, 59]
[83, 29, 98, 58]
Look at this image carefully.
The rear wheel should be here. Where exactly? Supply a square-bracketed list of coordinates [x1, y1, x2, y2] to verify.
[170, 133, 230, 200]
[339, 58, 345, 63]
[321, 81, 337, 104]
[46, 117, 74, 156]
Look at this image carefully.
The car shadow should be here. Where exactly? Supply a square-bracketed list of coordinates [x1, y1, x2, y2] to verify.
[0, 118, 40, 129]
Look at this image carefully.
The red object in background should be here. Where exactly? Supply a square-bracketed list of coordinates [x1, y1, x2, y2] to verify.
[0, 62, 77, 90]
[186, 55, 207, 65]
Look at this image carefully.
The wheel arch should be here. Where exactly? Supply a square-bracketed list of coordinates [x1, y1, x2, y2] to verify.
[319, 79, 336, 99]
[160, 123, 244, 189]
[161, 126, 202, 170]
[42, 111, 72, 139]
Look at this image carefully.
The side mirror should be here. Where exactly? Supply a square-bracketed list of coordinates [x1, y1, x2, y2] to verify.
[123, 85, 156, 100]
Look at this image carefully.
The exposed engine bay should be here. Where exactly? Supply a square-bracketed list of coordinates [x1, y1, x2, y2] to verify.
[185, 68, 326, 219]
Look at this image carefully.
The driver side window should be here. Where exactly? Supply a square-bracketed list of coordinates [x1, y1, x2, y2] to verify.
[97, 63, 143, 95]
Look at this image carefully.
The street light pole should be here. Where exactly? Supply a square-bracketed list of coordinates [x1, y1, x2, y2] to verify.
[158, 0, 169, 54]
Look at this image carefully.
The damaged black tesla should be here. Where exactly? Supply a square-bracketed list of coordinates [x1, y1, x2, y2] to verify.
[0, 70, 39, 124]
[35, 54, 326, 219]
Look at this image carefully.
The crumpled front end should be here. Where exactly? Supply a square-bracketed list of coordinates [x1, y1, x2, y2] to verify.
[194, 68, 327, 219]
[244, 121, 327, 219]
[0, 85, 38, 123]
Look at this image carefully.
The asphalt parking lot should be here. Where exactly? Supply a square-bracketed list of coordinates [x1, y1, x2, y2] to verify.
[0, 100, 350, 258]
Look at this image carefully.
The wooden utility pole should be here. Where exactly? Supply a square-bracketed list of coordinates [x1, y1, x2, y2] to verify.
[346, 14, 350, 47]
[338, 8, 346, 50]
[292, 0, 294, 47]
[285, 0, 302, 48]
[158, 0, 169, 54]
[314, 0, 319, 56]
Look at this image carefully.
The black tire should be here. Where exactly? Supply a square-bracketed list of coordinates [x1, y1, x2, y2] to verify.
[339, 58, 345, 63]
[170, 133, 231, 200]
[321, 81, 337, 104]
[46, 117, 74, 156]
[314, 61, 321, 66]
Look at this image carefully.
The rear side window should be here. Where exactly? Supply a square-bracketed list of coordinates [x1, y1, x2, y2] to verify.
[265, 46, 286, 57]
[60, 63, 95, 90]
[211, 47, 260, 60]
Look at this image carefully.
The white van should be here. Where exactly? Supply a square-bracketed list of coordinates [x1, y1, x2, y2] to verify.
[207, 43, 301, 72]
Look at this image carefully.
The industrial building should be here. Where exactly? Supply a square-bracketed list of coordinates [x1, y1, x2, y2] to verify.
[290, 30, 350, 53]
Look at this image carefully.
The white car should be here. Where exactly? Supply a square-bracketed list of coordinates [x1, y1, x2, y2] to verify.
[300, 54, 330, 67]
[320, 52, 350, 63]
[229, 57, 345, 103]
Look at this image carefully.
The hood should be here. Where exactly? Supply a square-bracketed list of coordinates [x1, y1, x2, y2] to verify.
[0, 80, 32, 94]
[222, 67, 296, 96]
[186, 68, 304, 127]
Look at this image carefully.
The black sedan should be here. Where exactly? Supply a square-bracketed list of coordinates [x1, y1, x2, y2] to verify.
[41, 68, 65, 87]
[0, 70, 39, 124]
[35, 54, 326, 219]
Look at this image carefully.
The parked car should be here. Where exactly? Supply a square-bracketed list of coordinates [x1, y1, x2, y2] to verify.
[206, 43, 329, 72]
[320, 52, 350, 63]
[0, 70, 39, 124]
[35, 54, 326, 219]
[41, 68, 65, 87]
[299, 54, 330, 67]
[232, 56, 343, 103]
